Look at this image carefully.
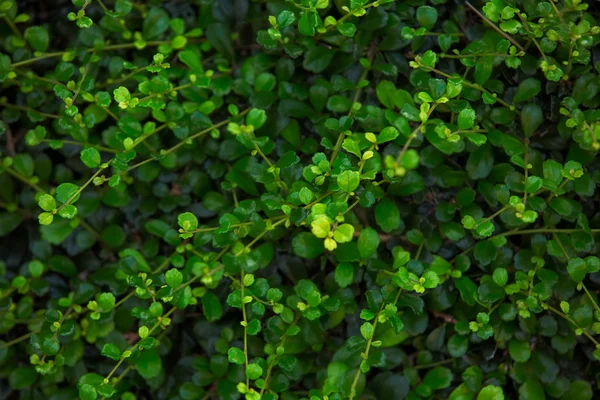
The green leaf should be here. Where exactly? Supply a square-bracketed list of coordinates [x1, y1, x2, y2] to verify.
[375, 199, 401, 233]
[246, 363, 263, 380]
[337, 170, 360, 192]
[9, 367, 36, 389]
[416, 6, 438, 29]
[492, 268, 508, 287]
[466, 144, 494, 180]
[474, 57, 493, 85]
[227, 347, 245, 364]
[56, 183, 80, 204]
[360, 322, 374, 340]
[101, 343, 121, 361]
[521, 104, 543, 137]
[113, 86, 131, 103]
[333, 224, 354, 243]
[202, 292, 223, 322]
[513, 78, 541, 103]
[165, 268, 183, 288]
[342, 138, 362, 158]
[335, 262, 354, 288]
[358, 228, 380, 259]
[277, 10, 295, 27]
[24, 26, 49, 52]
[525, 176, 543, 193]
[424, 366, 453, 390]
[177, 212, 198, 232]
[79, 384, 98, 400]
[378, 126, 399, 143]
[143, 8, 170, 39]
[292, 232, 325, 258]
[303, 47, 335, 73]
[246, 109, 267, 129]
[80, 148, 101, 168]
[38, 194, 56, 211]
[567, 258, 587, 282]
[508, 340, 531, 363]
[0, 53, 11, 82]
[136, 349, 162, 379]
[298, 11, 317, 36]
[337, 22, 357, 37]
[477, 385, 504, 400]
[458, 108, 476, 130]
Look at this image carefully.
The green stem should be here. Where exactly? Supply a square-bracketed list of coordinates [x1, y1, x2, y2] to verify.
[11, 41, 174, 68]
[104, 307, 176, 382]
[317, 1, 378, 37]
[253, 143, 289, 194]
[3, 166, 45, 193]
[349, 288, 402, 400]
[464, 1, 524, 52]
[56, 165, 107, 211]
[440, 52, 508, 59]
[1, 102, 60, 119]
[72, 63, 91, 103]
[241, 269, 250, 387]
[0, 331, 36, 350]
[259, 314, 301, 396]
[329, 55, 373, 165]
[4, 17, 24, 39]
[414, 358, 454, 370]
[41, 139, 119, 153]
[396, 104, 438, 163]
[543, 303, 600, 347]
[417, 65, 519, 114]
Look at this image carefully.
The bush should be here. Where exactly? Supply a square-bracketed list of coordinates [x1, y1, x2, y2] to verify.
[1, 0, 600, 399]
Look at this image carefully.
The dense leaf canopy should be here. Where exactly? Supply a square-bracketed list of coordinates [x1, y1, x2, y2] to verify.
[1, 0, 600, 399]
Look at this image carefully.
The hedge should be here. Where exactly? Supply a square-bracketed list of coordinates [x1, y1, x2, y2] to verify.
[1, 0, 600, 399]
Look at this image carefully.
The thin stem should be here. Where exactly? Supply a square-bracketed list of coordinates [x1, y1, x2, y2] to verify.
[553, 235, 600, 315]
[543, 303, 600, 347]
[349, 288, 402, 400]
[11, 41, 174, 68]
[522, 140, 529, 204]
[0, 331, 36, 350]
[517, 14, 547, 61]
[235, 217, 289, 257]
[56, 166, 107, 211]
[422, 32, 464, 37]
[161, 109, 250, 157]
[241, 269, 250, 387]
[329, 50, 374, 165]
[414, 358, 454, 370]
[479, 205, 509, 225]
[582, 284, 600, 315]
[465, 1, 524, 52]
[102, 65, 147, 88]
[137, 82, 193, 103]
[4, 17, 24, 40]
[417, 65, 519, 114]
[253, 143, 289, 193]
[131, 124, 168, 150]
[104, 307, 176, 382]
[396, 104, 438, 163]
[440, 52, 508, 59]
[317, 1, 378, 38]
[1, 103, 60, 119]
[259, 314, 301, 396]
[72, 63, 91, 103]
[40, 139, 119, 153]
[102, 107, 119, 121]
[3, 166, 45, 193]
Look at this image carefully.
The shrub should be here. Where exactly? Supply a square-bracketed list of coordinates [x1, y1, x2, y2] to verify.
[1, 0, 600, 399]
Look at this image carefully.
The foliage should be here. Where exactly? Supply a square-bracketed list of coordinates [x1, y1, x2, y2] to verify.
[1, 0, 600, 399]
